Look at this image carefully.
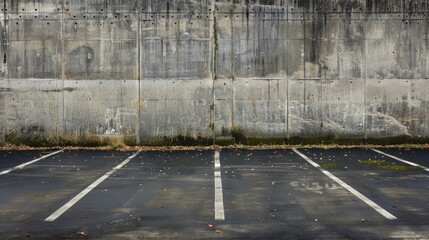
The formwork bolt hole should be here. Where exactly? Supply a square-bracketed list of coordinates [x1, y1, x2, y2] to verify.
[35, 9, 37, 11]
[17, 66, 20, 70]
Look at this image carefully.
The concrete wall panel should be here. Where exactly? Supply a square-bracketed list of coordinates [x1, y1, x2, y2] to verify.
[139, 79, 213, 143]
[288, 79, 365, 139]
[63, 79, 139, 143]
[365, 79, 429, 139]
[231, 79, 287, 138]
[2, 79, 64, 144]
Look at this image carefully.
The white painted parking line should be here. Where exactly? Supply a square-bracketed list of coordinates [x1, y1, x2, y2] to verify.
[292, 148, 397, 220]
[214, 150, 225, 221]
[0, 150, 63, 176]
[371, 149, 429, 172]
[45, 150, 142, 222]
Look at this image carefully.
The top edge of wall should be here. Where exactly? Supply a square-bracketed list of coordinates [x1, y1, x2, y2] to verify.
[2, 0, 428, 14]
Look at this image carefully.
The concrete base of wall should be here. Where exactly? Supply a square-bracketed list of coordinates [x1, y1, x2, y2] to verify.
[1, 78, 428, 146]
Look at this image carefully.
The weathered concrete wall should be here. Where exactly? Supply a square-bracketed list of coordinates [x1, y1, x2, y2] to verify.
[0, 0, 428, 146]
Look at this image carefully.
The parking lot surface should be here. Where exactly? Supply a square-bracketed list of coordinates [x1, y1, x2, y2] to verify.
[0, 148, 428, 239]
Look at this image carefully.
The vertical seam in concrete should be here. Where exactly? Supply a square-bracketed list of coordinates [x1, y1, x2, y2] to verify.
[211, 1, 216, 145]
[231, 10, 235, 137]
[61, 3, 66, 143]
[363, 20, 367, 140]
[0, 1, 6, 143]
[286, 2, 289, 140]
[137, 10, 141, 145]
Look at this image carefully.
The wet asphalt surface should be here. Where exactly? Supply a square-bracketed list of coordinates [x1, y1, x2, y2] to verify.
[0, 148, 428, 239]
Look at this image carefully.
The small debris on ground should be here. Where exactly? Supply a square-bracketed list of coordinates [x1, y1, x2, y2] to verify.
[207, 223, 213, 228]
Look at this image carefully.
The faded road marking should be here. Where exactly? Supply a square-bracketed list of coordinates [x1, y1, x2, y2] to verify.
[0, 150, 63, 176]
[371, 149, 429, 172]
[45, 150, 142, 222]
[214, 150, 225, 221]
[292, 148, 397, 220]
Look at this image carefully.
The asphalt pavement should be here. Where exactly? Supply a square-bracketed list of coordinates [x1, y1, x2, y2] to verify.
[0, 148, 428, 239]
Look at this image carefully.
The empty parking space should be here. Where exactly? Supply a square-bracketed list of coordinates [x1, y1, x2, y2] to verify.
[299, 148, 429, 225]
[0, 150, 134, 239]
[44, 150, 215, 239]
[0, 148, 428, 239]
[219, 149, 393, 239]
